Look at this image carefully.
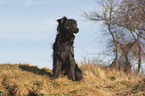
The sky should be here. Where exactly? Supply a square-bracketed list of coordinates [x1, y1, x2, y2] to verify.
[1, 0, 144, 73]
[0, 0, 106, 69]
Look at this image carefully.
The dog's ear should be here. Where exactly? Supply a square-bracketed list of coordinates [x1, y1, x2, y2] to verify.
[57, 16, 67, 25]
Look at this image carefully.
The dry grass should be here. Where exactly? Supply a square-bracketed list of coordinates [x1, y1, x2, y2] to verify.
[0, 63, 144, 96]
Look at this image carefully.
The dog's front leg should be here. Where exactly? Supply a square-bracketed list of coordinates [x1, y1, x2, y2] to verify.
[67, 65, 75, 81]
[67, 54, 76, 81]
[52, 55, 62, 79]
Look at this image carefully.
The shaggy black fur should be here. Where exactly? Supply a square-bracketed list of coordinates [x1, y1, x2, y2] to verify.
[52, 16, 83, 81]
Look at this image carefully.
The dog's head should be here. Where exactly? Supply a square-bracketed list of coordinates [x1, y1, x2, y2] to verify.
[57, 16, 79, 37]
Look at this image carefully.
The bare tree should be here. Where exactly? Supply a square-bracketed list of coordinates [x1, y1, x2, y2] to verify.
[114, 0, 145, 73]
[84, 0, 145, 73]
[115, 0, 145, 38]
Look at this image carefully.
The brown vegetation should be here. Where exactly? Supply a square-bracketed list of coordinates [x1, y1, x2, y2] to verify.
[0, 63, 144, 96]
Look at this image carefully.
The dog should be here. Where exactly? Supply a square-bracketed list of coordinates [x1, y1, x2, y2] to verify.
[52, 16, 83, 81]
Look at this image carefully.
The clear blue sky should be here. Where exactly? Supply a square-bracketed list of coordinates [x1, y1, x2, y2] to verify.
[0, 0, 110, 69]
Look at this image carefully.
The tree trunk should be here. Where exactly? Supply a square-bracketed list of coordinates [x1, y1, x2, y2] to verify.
[137, 39, 141, 73]
[125, 63, 132, 73]
[109, 44, 120, 69]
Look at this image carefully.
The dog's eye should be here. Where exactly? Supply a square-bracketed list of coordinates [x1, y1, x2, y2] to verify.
[65, 24, 71, 28]
[72, 23, 77, 27]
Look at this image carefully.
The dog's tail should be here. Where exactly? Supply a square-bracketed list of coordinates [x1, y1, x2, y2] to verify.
[75, 64, 83, 81]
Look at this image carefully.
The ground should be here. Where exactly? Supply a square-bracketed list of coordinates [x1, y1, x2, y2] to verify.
[0, 63, 144, 96]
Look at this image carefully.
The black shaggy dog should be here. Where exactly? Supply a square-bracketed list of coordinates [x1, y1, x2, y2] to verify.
[52, 16, 83, 81]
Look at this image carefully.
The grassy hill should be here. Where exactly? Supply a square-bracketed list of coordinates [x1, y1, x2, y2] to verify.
[0, 63, 145, 96]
